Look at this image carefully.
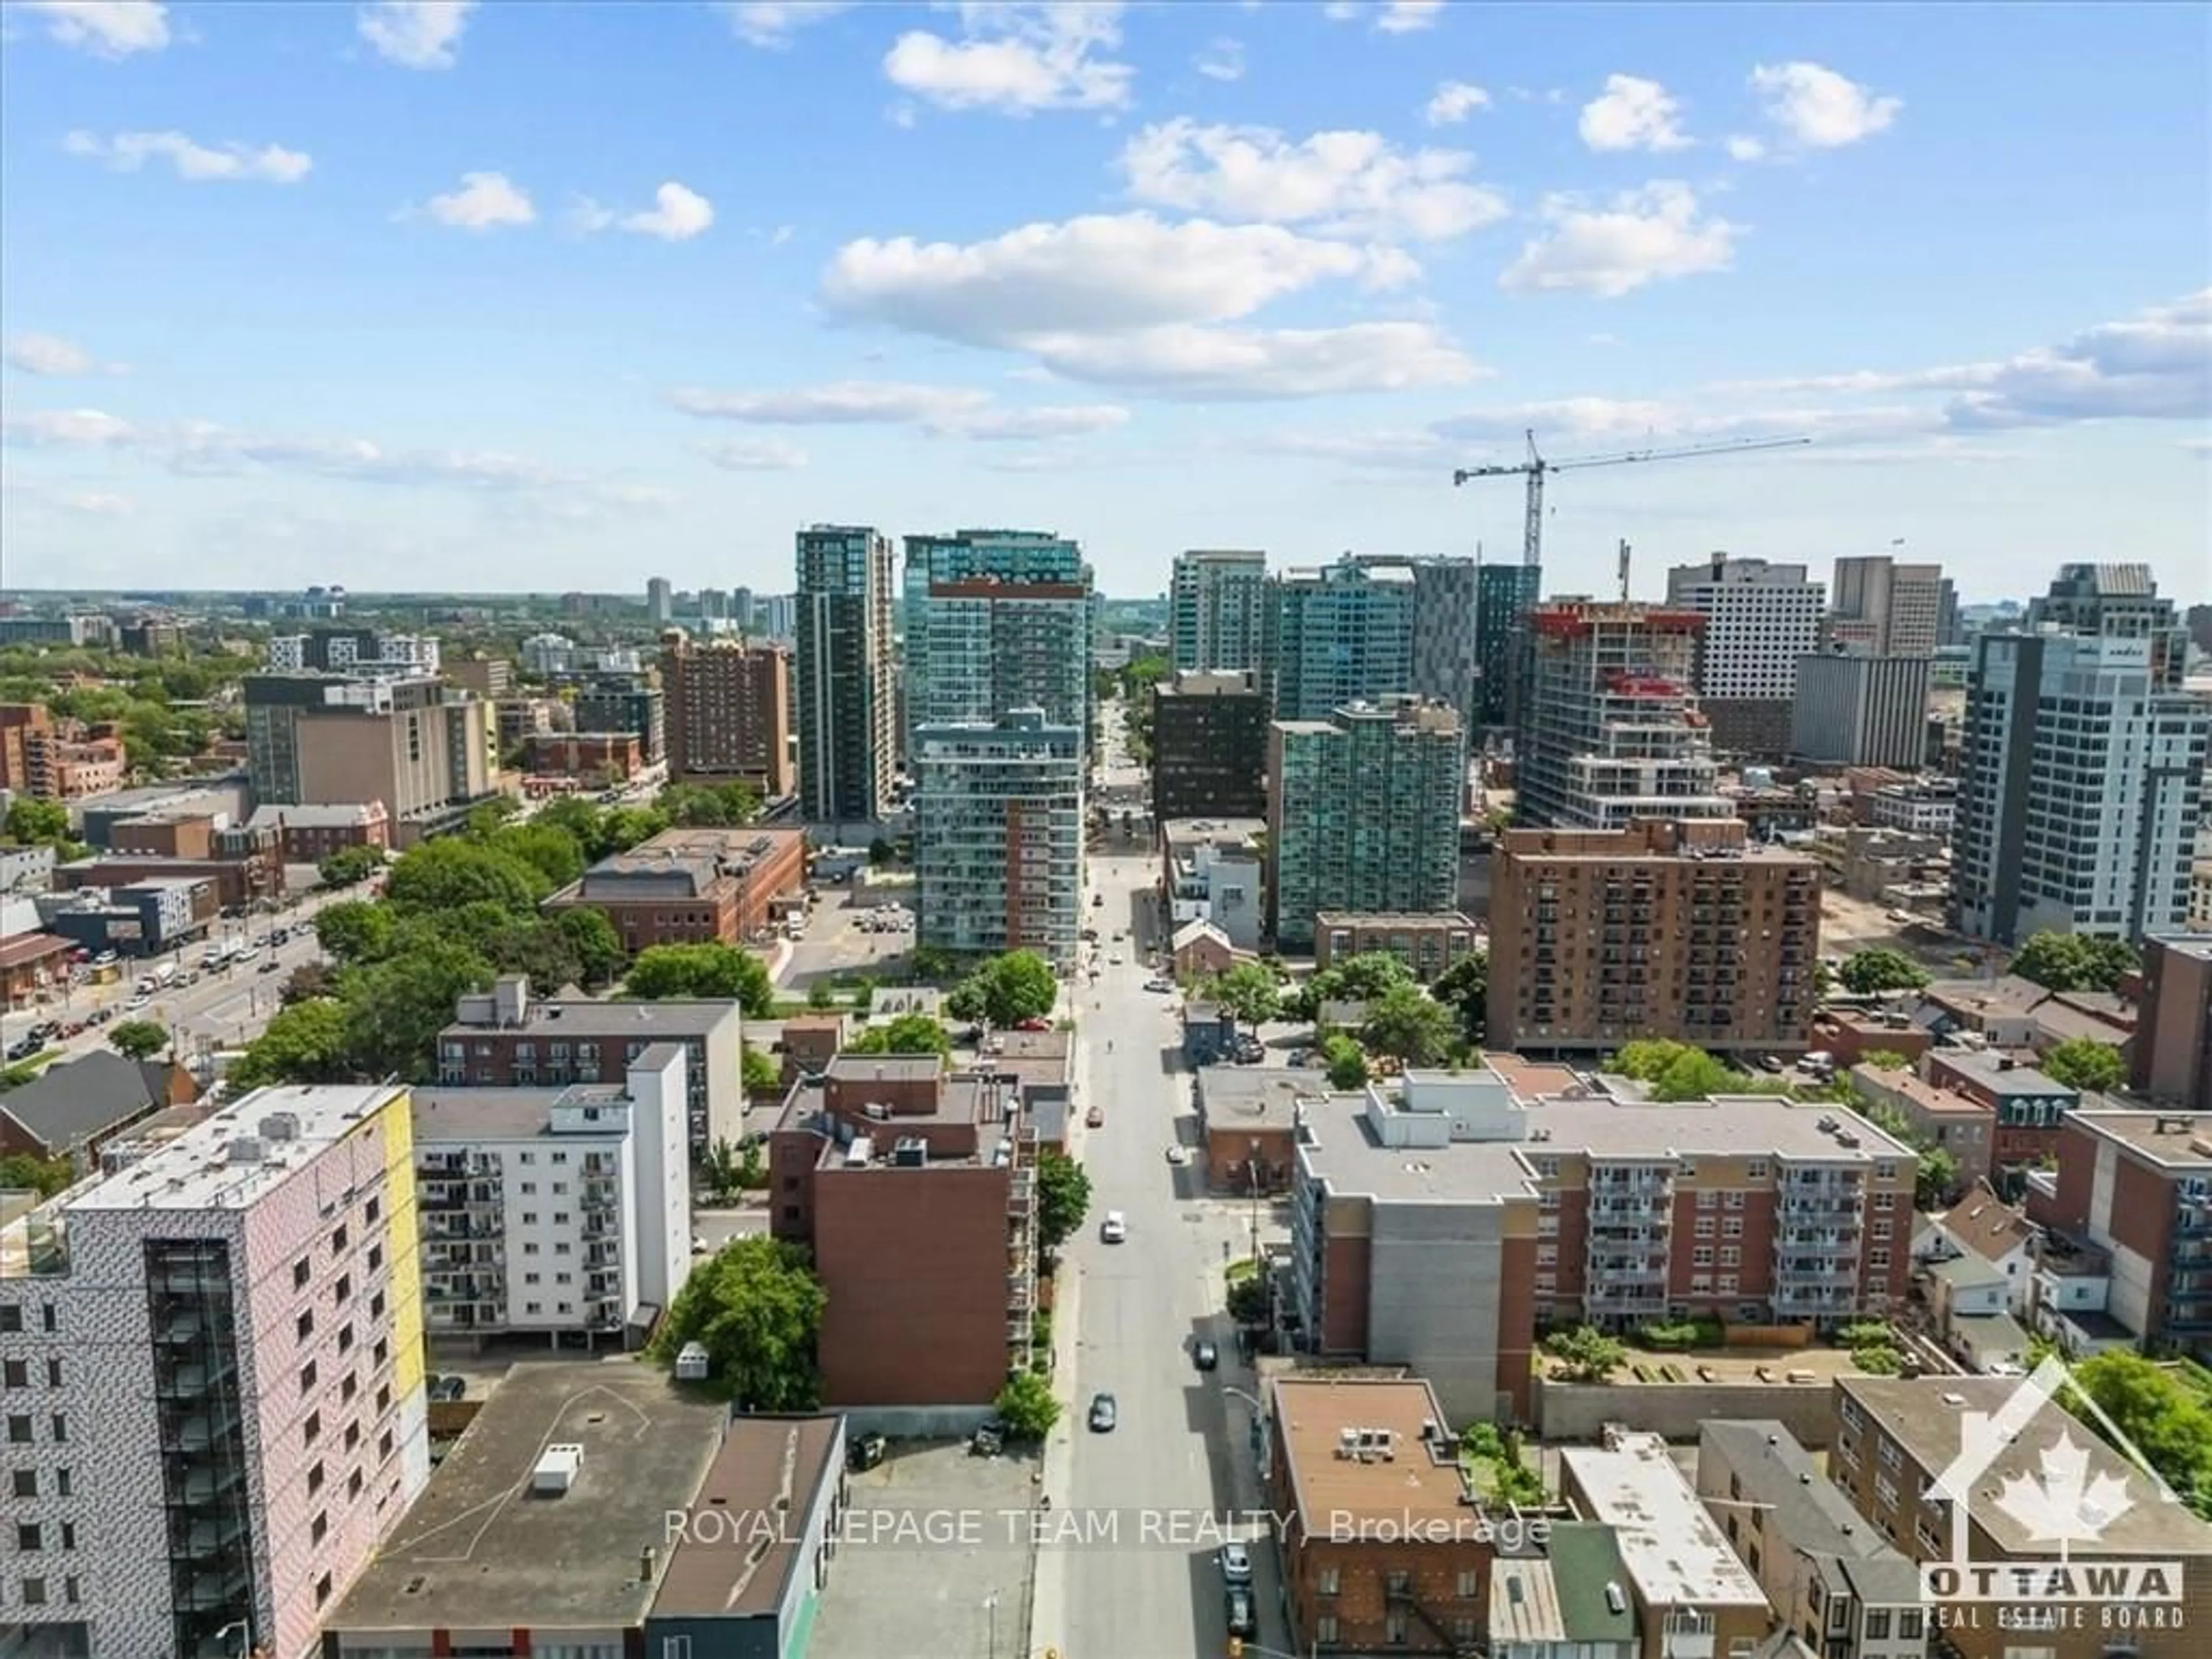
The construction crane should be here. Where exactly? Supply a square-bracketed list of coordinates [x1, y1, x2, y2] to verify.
[1452, 430, 1812, 571]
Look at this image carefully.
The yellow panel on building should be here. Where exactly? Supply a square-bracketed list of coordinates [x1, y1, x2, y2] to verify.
[374, 1087, 428, 1402]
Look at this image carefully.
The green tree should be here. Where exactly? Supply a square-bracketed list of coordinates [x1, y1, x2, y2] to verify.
[1323, 952, 1417, 1003]
[488, 821, 589, 891]
[1226, 1272, 1272, 1326]
[107, 1019, 170, 1062]
[964, 950, 1059, 1027]
[806, 976, 838, 1010]
[229, 999, 355, 1090]
[317, 900, 397, 965]
[2010, 932, 2139, 994]
[1430, 950, 1488, 1044]
[2068, 1352, 2212, 1518]
[536, 795, 619, 860]
[316, 844, 384, 888]
[650, 1236, 827, 1410]
[1861, 1048, 1916, 1070]
[1321, 1033, 1371, 1090]
[740, 1041, 782, 1095]
[554, 906, 625, 986]
[344, 939, 495, 1080]
[1035, 1153, 1093, 1251]
[0, 1153, 74, 1196]
[1543, 1325, 1627, 1383]
[847, 1013, 952, 1056]
[660, 781, 762, 828]
[625, 942, 775, 1017]
[478, 918, 586, 995]
[1839, 948, 1933, 995]
[282, 961, 339, 1006]
[867, 836, 896, 867]
[994, 1370, 1061, 1440]
[2, 796, 73, 849]
[1916, 1144, 1962, 1209]
[1361, 982, 1456, 1067]
[2040, 1037, 2126, 1094]
[1612, 1039, 1749, 1101]
[384, 838, 549, 915]
[1206, 961, 1281, 1029]
[700, 1138, 743, 1203]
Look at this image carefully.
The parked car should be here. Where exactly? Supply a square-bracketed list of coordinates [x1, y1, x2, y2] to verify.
[1219, 1541, 1253, 1585]
[1145, 977, 1175, 993]
[848, 1431, 887, 1472]
[1225, 1586, 1257, 1638]
[1088, 1392, 1118, 1433]
[1017, 1017, 1052, 1032]
[1192, 1339, 1219, 1372]
[428, 1376, 466, 1403]
[259, 958, 283, 974]
[1085, 1105, 1105, 1128]
[1100, 1210, 1127, 1243]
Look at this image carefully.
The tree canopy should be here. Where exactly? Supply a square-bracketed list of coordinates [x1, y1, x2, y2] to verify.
[316, 844, 384, 889]
[1430, 950, 1488, 1044]
[625, 942, 775, 1016]
[1320, 1033, 1370, 1090]
[1838, 948, 1933, 995]
[2010, 932, 2139, 994]
[2039, 1037, 2126, 1094]
[994, 1370, 1061, 1440]
[650, 1236, 826, 1410]
[1360, 982, 1456, 1067]
[847, 1013, 953, 1056]
[1610, 1040, 1752, 1101]
[949, 950, 1059, 1027]
[1205, 961, 1281, 1028]
[2067, 1351, 2212, 1520]
[107, 1019, 169, 1061]
[1036, 1153, 1093, 1250]
[1543, 1325, 1626, 1382]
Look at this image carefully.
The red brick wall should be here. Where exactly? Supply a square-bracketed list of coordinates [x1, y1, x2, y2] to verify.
[1320, 1232, 1370, 1355]
[1285, 1537, 1491, 1657]
[1496, 1235, 1537, 1422]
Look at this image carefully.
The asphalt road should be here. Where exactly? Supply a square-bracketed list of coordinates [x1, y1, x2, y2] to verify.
[1035, 844, 1290, 1659]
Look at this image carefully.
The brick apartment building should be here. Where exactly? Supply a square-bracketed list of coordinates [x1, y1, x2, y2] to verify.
[434, 976, 744, 1161]
[1559, 1431, 1771, 1659]
[768, 1055, 1038, 1406]
[55, 849, 279, 912]
[1922, 1048, 2080, 1182]
[2136, 931, 2212, 1113]
[520, 729, 644, 783]
[1268, 1375, 1498, 1656]
[661, 634, 796, 797]
[2036, 1108, 2212, 1359]
[1488, 817, 1822, 1056]
[1848, 1063, 1995, 1193]
[1194, 1067, 1315, 1196]
[0, 704, 126, 799]
[1831, 1374, 2212, 1659]
[1286, 1069, 1918, 1423]
[245, 801, 392, 862]
[1313, 911, 1482, 979]
[544, 826, 806, 949]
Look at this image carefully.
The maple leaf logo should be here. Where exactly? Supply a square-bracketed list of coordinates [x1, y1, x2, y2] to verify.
[1991, 1429, 2135, 1551]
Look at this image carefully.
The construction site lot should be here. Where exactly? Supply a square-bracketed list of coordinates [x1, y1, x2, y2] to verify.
[1820, 889, 1985, 974]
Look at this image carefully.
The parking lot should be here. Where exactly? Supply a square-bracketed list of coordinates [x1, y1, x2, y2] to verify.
[777, 887, 918, 991]
[811, 1438, 1040, 1659]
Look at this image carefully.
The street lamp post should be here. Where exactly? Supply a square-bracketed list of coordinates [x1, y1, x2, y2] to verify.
[982, 1592, 998, 1659]
[1248, 1138, 1263, 1265]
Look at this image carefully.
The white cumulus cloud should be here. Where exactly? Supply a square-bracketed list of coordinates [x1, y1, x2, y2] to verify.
[358, 1, 475, 70]
[666, 379, 1131, 441]
[64, 130, 313, 184]
[1725, 135, 1768, 162]
[1425, 81, 1490, 126]
[1501, 182, 1739, 298]
[1377, 1, 1445, 33]
[3, 334, 122, 377]
[1580, 74, 1691, 152]
[1118, 120, 1506, 243]
[1750, 61, 1900, 149]
[716, 1, 851, 48]
[884, 1, 1132, 114]
[620, 182, 715, 241]
[14, 0, 169, 55]
[1194, 37, 1244, 82]
[422, 171, 536, 230]
[699, 437, 810, 471]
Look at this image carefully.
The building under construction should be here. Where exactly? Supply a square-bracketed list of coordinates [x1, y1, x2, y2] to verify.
[1514, 602, 1734, 830]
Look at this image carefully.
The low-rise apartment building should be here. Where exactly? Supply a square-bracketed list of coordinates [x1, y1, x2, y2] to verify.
[1560, 1430, 1771, 1659]
[1162, 817, 1266, 954]
[2039, 1108, 2212, 1358]
[1488, 818, 1822, 1056]
[246, 801, 392, 862]
[544, 825, 807, 949]
[54, 845, 281, 913]
[1831, 1374, 2212, 1659]
[0, 1083, 429, 1659]
[1194, 1066, 1319, 1195]
[2135, 932, 2212, 1113]
[1849, 1064, 1994, 1192]
[1696, 1421, 1929, 1659]
[769, 1054, 1039, 1406]
[1269, 1374, 1498, 1657]
[435, 975, 743, 1162]
[1315, 911, 1482, 979]
[1923, 1049, 2081, 1181]
[408, 1044, 692, 1348]
[520, 729, 644, 782]
[1488, 1525, 1639, 1659]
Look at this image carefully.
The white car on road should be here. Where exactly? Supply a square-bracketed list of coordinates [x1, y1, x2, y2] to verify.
[1100, 1210, 1127, 1243]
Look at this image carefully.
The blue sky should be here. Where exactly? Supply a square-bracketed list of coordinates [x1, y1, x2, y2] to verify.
[1, 0, 2206, 601]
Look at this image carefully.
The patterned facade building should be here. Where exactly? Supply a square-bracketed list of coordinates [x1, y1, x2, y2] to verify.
[0, 1084, 428, 1659]
[1169, 549, 1268, 675]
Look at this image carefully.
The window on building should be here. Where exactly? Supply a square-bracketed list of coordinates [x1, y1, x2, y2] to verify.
[0, 1308, 18, 1334]
[1865, 1609, 1891, 1639]
[300, 1361, 317, 1394]
[311, 1512, 328, 1546]
[17, 1523, 40, 1551]
[331, 1225, 348, 1255]
[293, 1257, 312, 1290]
[21, 1578, 46, 1607]
[1, 1359, 25, 1389]
[296, 1309, 315, 1342]
[10, 1470, 33, 1498]
[309, 1461, 325, 1494]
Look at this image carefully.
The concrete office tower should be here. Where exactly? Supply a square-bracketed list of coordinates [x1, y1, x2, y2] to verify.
[903, 528, 1095, 749]
[2029, 561, 2193, 688]
[267, 628, 441, 679]
[1792, 651, 1934, 768]
[1663, 554, 1827, 756]
[1474, 562, 1543, 733]
[732, 586, 756, 634]
[1828, 555, 1945, 657]
[646, 576, 674, 624]
[574, 669, 665, 765]
[1152, 670, 1268, 823]
[1487, 818, 1823, 1055]
[1266, 696, 1463, 951]
[795, 525, 897, 825]
[660, 632, 796, 797]
[408, 1044, 694, 1345]
[243, 673, 495, 842]
[1262, 555, 1415, 721]
[1169, 549, 1268, 673]
[1515, 603, 1734, 830]
[1952, 614, 2210, 947]
[914, 707, 1084, 969]
[0, 1084, 429, 1659]
[1358, 554, 1480, 724]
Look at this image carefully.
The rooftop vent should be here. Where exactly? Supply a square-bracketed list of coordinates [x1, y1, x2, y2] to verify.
[532, 1443, 584, 1495]
[227, 1136, 265, 1165]
[1604, 1583, 1627, 1616]
[258, 1112, 301, 1142]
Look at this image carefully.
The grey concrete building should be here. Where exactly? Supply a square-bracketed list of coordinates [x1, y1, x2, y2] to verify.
[1665, 554, 1827, 757]
[913, 707, 1084, 969]
[1792, 651, 1933, 769]
[795, 524, 899, 826]
[1169, 548, 1268, 673]
[1828, 555, 1945, 658]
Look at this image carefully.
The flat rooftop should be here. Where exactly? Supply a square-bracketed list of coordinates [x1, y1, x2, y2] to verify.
[1852, 1067, 1990, 1119]
[1839, 1375, 2212, 1558]
[1298, 1095, 1537, 1205]
[1525, 1094, 1919, 1163]
[1200, 1067, 1330, 1133]
[331, 1362, 730, 1634]
[1161, 817, 1266, 851]
[2148, 932, 2212, 964]
[2060, 1110, 2212, 1171]
[1315, 911, 1479, 929]
[1700, 1422, 1921, 1604]
[411, 1082, 638, 1142]
[654, 1414, 845, 1620]
[1271, 1376, 1470, 1526]
[446, 996, 737, 1039]
[66, 1084, 406, 1213]
[1563, 1434, 1768, 1611]
[1931, 1048, 2073, 1096]
[1483, 1054, 1581, 1101]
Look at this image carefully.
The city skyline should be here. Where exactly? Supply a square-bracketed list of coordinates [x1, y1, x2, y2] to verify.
[0, 2, 2206, 599]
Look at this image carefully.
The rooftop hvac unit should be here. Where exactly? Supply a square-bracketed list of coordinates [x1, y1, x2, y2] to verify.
[863, 1101, 890, 1121]
[532, 1443, 585, 1495]
[844, 1137, 874, 1168]
[892, 1138, 927, 1168]
[674, 1341, 711, 1381]
[258, 1112, 302, 1142]
[228, 1137, 265, 1165]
